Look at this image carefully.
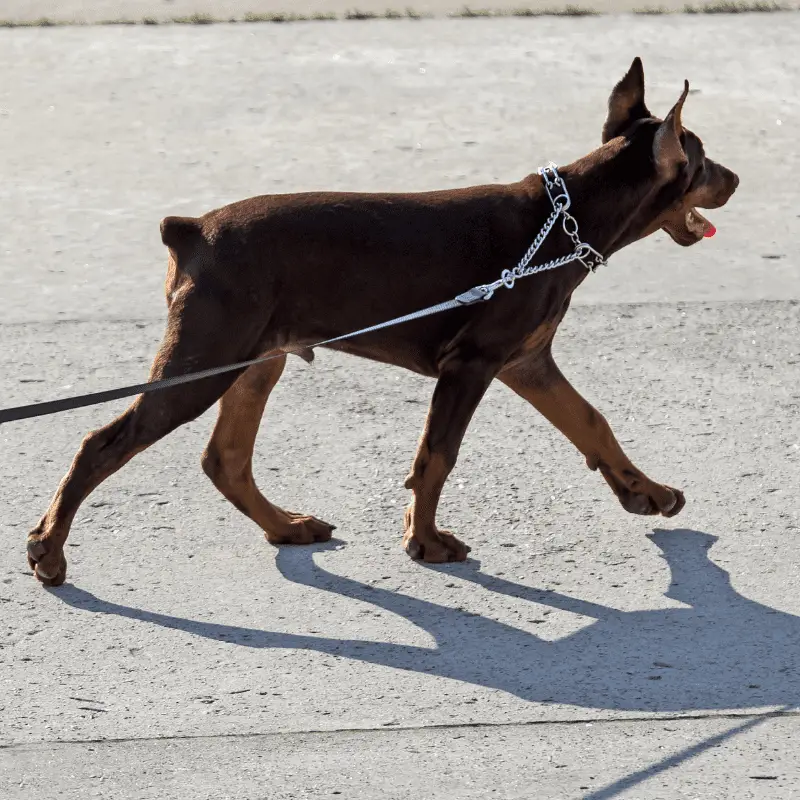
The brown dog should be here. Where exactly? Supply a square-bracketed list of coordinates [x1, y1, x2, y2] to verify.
[26, 57, 738, 586]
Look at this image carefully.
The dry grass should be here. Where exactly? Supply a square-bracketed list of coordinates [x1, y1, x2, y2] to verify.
[450, 4, 599, 14]
[0, 1, 793, 27]
[171, 13, 215, 24]
[684, 0, 786, 10]
[0, 17, 64, 27]
[242, 11, 337, 21]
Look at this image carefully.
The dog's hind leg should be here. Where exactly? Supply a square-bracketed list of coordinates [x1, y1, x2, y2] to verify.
[201, 358, 335, 545]
[403, 357, 498, 563]
[26, 291, 263, 587]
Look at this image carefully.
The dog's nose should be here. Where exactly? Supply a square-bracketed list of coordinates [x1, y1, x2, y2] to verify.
[732, 173, 740, 191]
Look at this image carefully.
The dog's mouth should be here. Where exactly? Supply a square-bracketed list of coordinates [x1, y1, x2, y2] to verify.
[662, 207, 716, 247]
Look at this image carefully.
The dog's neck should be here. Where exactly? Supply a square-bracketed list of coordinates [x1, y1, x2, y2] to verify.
[538, 137, 673, 260]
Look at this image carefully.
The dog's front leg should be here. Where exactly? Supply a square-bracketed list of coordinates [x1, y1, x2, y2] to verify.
[403, 358, 498, 562]
[499, 351, 685, 518]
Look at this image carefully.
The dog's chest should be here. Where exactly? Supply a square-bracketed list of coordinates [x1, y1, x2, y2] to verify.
[508, 295, 572, 363]
[519, 322, 556, 356]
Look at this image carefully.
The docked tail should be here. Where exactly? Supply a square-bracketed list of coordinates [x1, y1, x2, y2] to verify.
[160, 215, 203, 259]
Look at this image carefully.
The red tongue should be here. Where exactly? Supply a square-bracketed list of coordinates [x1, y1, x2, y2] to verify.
[703, 224, 717, 238]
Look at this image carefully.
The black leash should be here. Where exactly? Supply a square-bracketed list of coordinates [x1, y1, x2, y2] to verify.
[0, 288, 489, 426]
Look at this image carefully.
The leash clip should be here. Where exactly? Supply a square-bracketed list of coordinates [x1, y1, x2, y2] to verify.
[455, 285, 495, 305]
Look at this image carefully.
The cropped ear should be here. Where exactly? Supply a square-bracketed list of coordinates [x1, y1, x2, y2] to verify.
[602, 57, 652, 143]
[653, 80, 689, 178]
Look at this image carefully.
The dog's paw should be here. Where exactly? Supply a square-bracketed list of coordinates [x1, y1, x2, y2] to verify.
[659, 486, 685, 517]
[619, 485, 685, 517]
[265, 513, 336, 545]
[27, 536, 68, 587]
[403, 528, 471, 563]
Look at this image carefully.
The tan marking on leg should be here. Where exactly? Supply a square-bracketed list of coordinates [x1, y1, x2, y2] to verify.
[500, 352, 684, 517]
[202, 357, 334, 544]
[402, 359, 499, 562]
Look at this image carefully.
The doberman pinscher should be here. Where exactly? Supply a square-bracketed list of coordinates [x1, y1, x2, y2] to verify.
[27, 57, 738, 586]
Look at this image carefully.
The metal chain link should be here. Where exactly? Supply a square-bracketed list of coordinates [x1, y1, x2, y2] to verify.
[456, 163, 606, 304]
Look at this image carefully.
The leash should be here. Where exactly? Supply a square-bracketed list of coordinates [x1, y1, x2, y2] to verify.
[0, 164, 605, 426]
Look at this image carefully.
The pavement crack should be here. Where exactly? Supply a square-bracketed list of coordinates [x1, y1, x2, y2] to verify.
[2, 708, 799, 750]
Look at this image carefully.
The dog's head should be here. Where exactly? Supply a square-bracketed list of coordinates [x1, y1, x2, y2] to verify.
[600, 57, 739, 248]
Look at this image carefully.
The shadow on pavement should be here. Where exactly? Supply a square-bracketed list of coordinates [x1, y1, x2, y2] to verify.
[51, 528, 800, 714]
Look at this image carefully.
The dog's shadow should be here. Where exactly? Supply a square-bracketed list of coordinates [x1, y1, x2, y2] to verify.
[52, 528, 800, 713]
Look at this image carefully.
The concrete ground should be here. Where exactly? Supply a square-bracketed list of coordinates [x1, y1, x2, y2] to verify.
[1, 14, 799, 800]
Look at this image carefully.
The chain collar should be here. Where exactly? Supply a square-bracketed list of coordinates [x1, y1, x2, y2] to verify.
[539, 163, 606, 273]
[456, 162, 606, 305]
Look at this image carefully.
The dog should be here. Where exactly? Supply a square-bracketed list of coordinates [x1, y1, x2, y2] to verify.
[26, 57, 738, 586]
